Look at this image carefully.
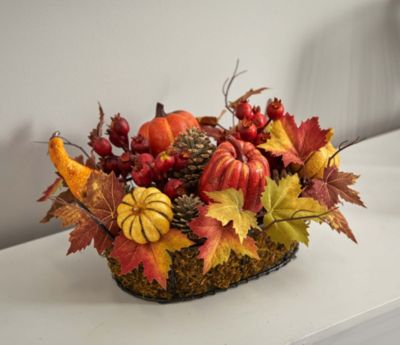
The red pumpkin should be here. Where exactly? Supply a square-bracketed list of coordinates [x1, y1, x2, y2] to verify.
[138, 103, 200, 155]
[199, 137, 270, 212]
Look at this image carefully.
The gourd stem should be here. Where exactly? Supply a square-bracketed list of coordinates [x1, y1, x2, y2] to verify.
[227, 136, 246, 162]
[155, 102, 167, 118]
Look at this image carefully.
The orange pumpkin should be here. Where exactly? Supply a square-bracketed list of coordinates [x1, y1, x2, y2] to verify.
[138, 103, 200, 155]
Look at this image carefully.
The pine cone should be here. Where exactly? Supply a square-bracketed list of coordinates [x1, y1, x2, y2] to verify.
[172, 128, 215, 189]
[171, 194, 203, 240]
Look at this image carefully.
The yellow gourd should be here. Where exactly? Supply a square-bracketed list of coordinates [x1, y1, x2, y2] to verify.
[48, 135, 93, 200]
[117, 187, 173, 244]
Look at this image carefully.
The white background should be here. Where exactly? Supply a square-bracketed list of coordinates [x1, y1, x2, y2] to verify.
[1, 0, 399, 248]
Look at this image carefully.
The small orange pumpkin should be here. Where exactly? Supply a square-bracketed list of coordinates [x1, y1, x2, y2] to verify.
[138, 103, 200, 155]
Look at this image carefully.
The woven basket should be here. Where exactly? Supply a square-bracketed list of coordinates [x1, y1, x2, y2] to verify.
[107, 231, 298, 303]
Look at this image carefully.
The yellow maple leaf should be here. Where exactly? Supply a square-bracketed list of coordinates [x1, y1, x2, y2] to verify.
[261, 174, 327, 249]
[206, 189, 260, 243]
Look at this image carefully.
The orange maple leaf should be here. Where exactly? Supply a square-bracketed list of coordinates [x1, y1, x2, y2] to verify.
[110, 230, 194, 289]
[189, 206, 259, 274]
[325, 209, 357, 243]
[258, 114, 329, 167]
[84, 171, 125, 235]
[54, 203, 113, 255]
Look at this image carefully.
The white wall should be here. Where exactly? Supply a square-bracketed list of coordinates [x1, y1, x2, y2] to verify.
[1, 0, 399, 249]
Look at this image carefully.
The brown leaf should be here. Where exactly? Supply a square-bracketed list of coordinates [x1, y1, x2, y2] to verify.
[83, 171, 125, 235]
[54, 203, 113, 255]
[74, 154, 97, 169]
[37, 177, 63, 202]
[303, 167, 365, 209]
[88, 102, 105, 144]
[200, 125, 225, 141]
[229, 87, 268, 109]
[325, 209, 357, 243]
[40, 190, 76, 223]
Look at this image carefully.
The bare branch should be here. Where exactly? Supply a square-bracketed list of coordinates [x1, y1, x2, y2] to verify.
[328, 137, 361, 167]
[264, 208, 337, 230]
[222, 59, 247, 120]
[51, 196, 115, 240]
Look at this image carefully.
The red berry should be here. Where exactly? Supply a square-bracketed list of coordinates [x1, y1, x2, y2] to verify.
[110, 114, 130, 136]
[163, 179, 186, 199]
[154, 151, 175, 174]
[137, 152, 154, 165]
[231, 131, 242, 140]
[238, 120, 258, 142]
[131, 134, 149, 153]
[266, 98, 285, 120]
[118, 152, 134, 176]
[101, 155, 120, 175]
[108, 130, 129, 149]
[174, 151, 189, 170]
[235, 100, 253, 120]
[254, 132, 270, 146]
[131, 164, 153, 187]
[252, 111, 267, 129]
[92, 137, 112, 157]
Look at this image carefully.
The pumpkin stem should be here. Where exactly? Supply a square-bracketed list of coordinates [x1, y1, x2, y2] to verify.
[155, 102, 167, 118]
[227, 136, 246, 163]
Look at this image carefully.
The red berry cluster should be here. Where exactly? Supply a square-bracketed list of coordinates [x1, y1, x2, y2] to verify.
[89, 114, 145, 178]
[88, 114, 187, 199]
[132, 150, 188, 199]
[232, 98, 285, 145]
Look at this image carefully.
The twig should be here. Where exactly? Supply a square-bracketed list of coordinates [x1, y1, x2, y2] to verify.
[51, 196, 115, 240]
[327, 137, 360, 167]
[60, 136, 90, 158]
[35, 133, 90, 159]
[264, 208, 336, 230]
[229, 87, 268, 109]
[222, 59, 247, 123]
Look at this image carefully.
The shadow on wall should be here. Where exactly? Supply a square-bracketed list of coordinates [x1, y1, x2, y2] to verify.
[292, 0, 400, 144]
[0, 124, 72, 250]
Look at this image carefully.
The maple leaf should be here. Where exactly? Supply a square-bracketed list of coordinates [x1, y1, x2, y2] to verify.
[261, 174, 328, 249]
[54, 203, 113, 255]
[83, 171, 125, 235]
[110, 230, 194, 289]
[189, 206, 259, 274]
[258, 114, 329, 167]
[205, 189, 259, 243]
[325, 209, 357, 243]
[37, 176, 64, 202]
[40, 189, 76, 223]
[302, 167, 365, 209]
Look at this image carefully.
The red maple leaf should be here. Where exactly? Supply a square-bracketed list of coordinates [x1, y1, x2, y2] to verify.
[259, 114, 329, 166]
[189, 206, 259, 273]
[303, 167, 365, 209]
[110, 230, 194, 289]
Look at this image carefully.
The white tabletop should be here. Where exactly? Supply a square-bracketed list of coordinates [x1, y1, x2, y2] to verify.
[1, 130, 400, 345]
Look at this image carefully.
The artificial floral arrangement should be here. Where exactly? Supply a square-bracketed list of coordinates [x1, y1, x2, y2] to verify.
[38, 63, 364, 302]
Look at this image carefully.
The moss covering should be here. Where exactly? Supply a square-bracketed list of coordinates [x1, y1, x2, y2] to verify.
[107, 231, 298, 303]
